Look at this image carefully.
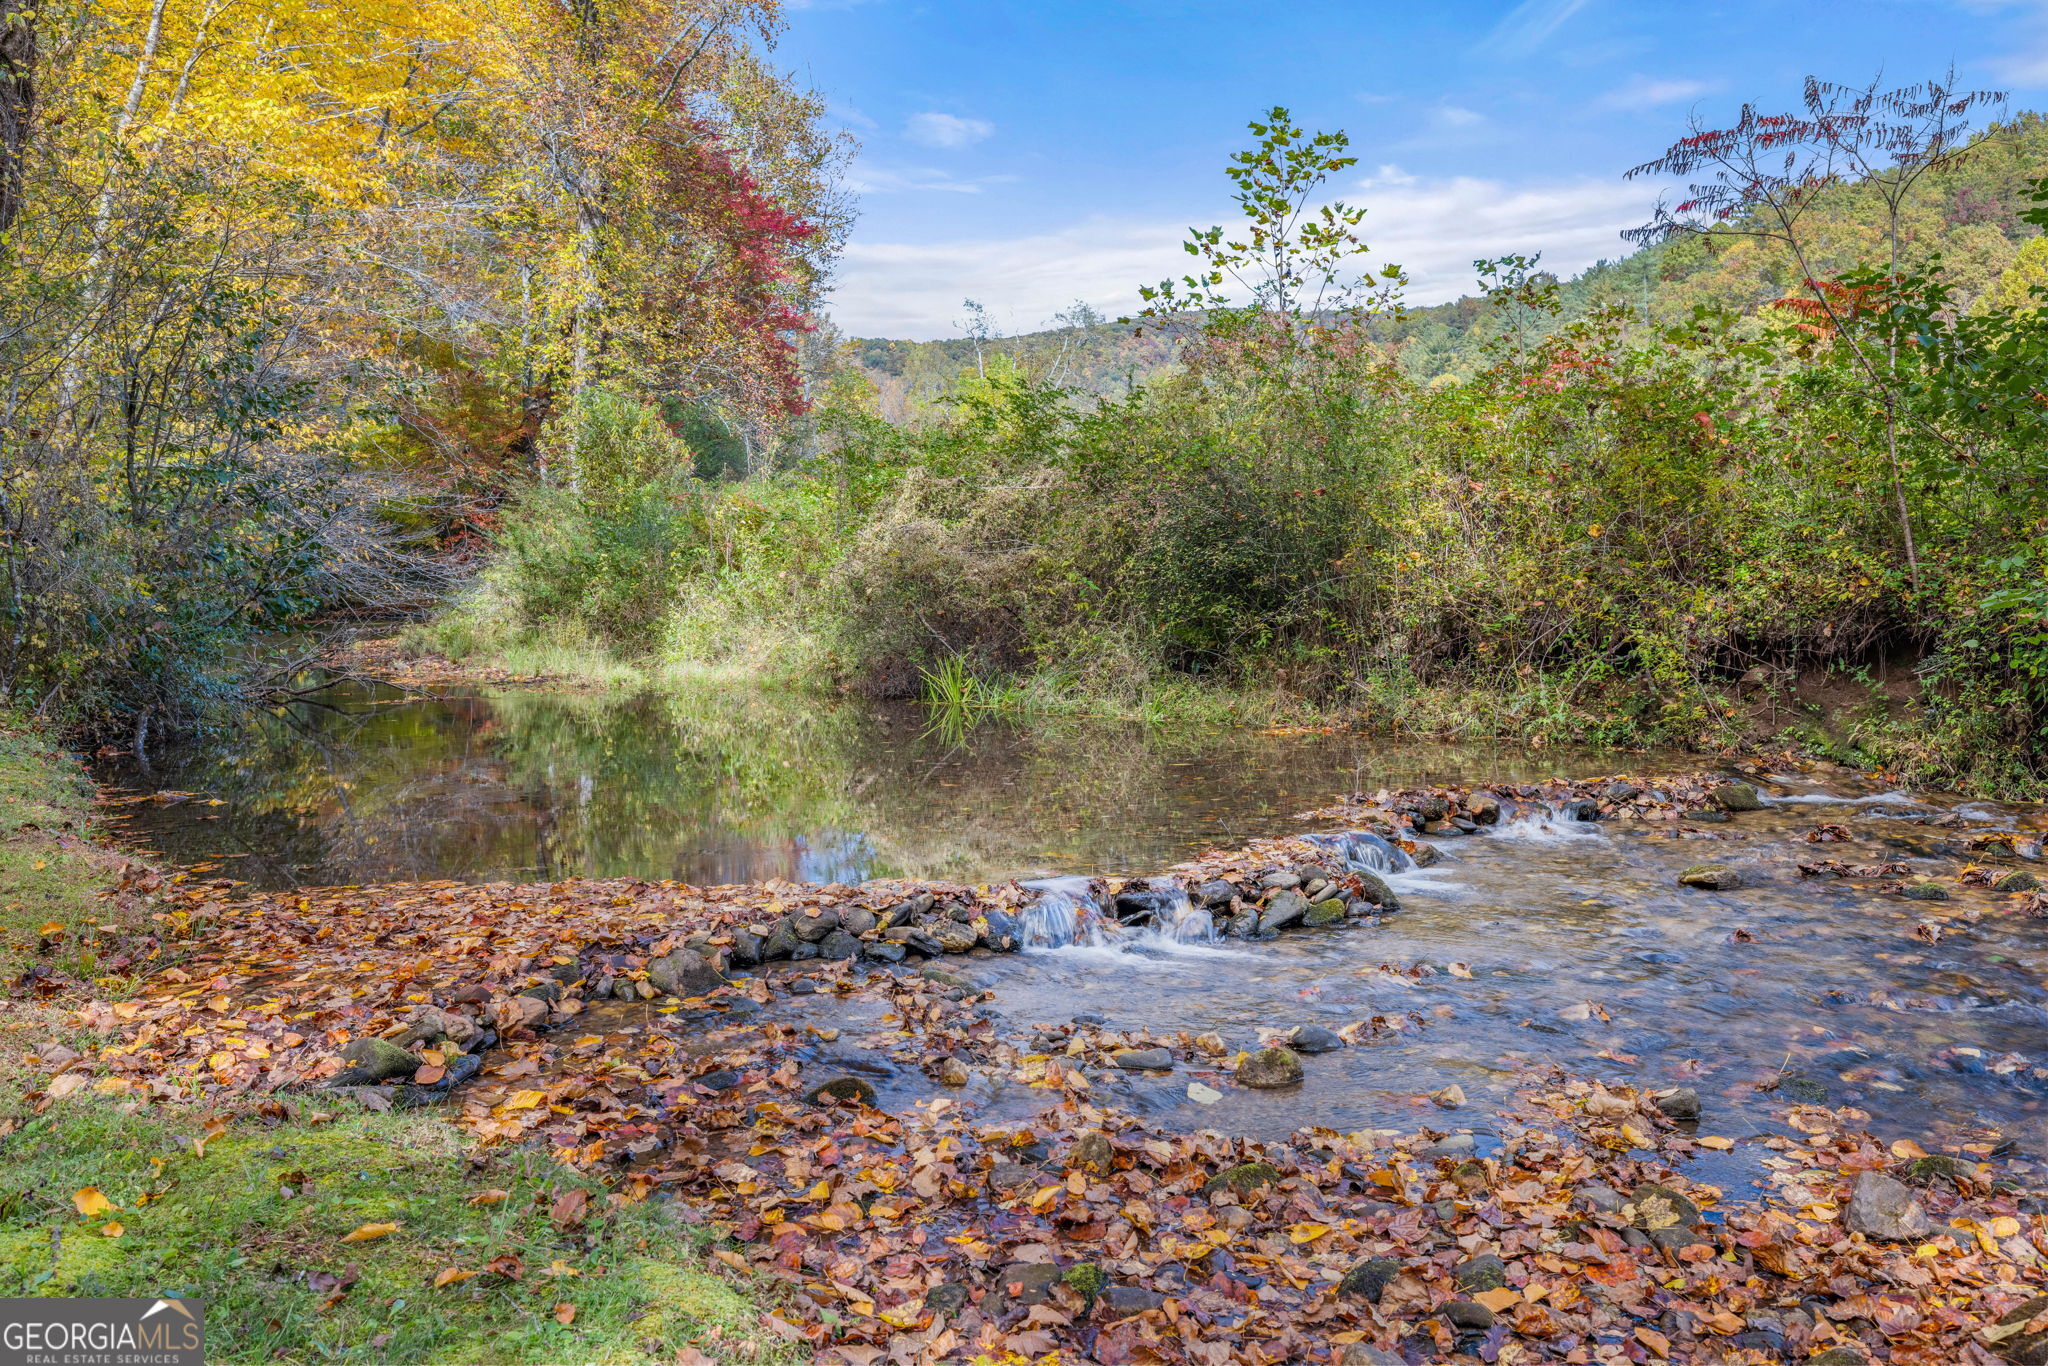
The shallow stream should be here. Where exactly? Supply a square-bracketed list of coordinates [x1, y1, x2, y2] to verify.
[100, 682, 2048, 1183]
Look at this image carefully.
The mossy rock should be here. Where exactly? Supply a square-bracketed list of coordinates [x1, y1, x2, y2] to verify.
[1994, 871, 2041, 893]
[1777, 1074, 1830, 1105]
[1903, 1153, 1971, 1186]
[1303, 899, 1348, 926]
[1901, 881, 1951, 901]
[1454, 1253, 1506, 1292]
[1061, 1263, 1109, 1302]
[1337, 1256, 1401, 1302]
[802, 1075, 879, 1107]
[1201, 1161, 1281, 1197]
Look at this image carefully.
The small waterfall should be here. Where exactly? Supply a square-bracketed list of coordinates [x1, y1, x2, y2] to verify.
[1303, 829, 1415, 874]
[1019, 876, 1215, 951]
[1018, 876, 1111, 949]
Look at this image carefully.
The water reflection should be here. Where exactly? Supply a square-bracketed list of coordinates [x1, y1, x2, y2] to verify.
[98, 682, 1650, 889]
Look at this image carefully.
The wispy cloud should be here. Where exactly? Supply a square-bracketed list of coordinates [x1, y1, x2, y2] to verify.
[826, 173, 1650, 338]
[904, 111, 995, 149]
[1476, 0, 1596, 56]
[1593, 75, 1723, 111]
[844, 161, 1015, 195]
[1435, 104, 1487, 128]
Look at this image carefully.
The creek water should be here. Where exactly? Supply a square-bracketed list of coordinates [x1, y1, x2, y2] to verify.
[99, 681, 2048, 1182]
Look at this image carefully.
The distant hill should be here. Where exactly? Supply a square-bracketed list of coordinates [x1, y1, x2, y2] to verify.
[848, 112, 2047, 413]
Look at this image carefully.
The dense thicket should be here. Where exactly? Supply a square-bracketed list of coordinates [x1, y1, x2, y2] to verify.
[452, 87, 2048, 793]
[0, 0, 843, 735]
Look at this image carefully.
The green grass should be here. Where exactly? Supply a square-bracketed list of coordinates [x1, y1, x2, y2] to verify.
[0, 1098, 799, 1365]
[0, 723, 135, 983]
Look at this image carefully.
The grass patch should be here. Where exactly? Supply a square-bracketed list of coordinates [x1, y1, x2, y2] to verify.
[0, 1097, 799, 1365]
[0, 722, 141, 984]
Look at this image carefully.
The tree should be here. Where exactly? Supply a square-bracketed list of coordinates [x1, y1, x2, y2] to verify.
[1625, 71, 2009, 592]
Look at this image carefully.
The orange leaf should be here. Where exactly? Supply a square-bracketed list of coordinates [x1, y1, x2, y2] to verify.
[72, 1188, 112, 1218]
[1474, 1288, 1521, 1313]
[1696, 1136, 1734, 1151]
[552, 1303, 576, 1325]
[433, 1267, 476, 1288]
[1637, 1327, 1671, 1358]
[466, 1189, 510, 1206]
[101, 1222, 124, 1238]
[1891, 1138, 1929, 1159]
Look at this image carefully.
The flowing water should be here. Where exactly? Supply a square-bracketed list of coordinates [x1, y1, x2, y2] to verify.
[99, 681, 2048, 1181]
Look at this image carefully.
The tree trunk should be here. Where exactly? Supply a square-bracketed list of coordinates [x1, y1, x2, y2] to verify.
[0, 0, 34, 233]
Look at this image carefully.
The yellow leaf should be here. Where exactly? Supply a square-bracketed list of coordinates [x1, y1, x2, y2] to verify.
[72, 1188, 112, 1218]
[466, 1189, 509, 1206]
[1991, 1216, 2023, 1239]
[1286, 1222, 1331, 1244]
[505, 1090, 545, 1110]
[1636, 1326, 1670, 1358]
[46, 1074, 90, 1099]
[1891, 1138, 1929, 1159]
[1474, 1288, 1521, 1313]
[340, 1221, 399, 1243]
[1696, 1135, 1734, 1151]
[433, 1267, 476, 1288]
[101, 1222, 124, 1238]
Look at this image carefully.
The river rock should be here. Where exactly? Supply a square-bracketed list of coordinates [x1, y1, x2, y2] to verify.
[727, 931, 765, 967]
[1259, 889, 1308, 933]
[862, 940, 906, 963]
[648, 948, 726, 998]
[1653, 1087, 1701, 1120]
[1201, 1161, 1280, 1196]
[923, 1283, 969, 1316]
[885, 892, 935, 927]
[1708, 781, 1766, 811]
[1845, 1170, 1931, 1241]
[935, 1056, 970, 1087]
[1353, 869, 1401, 911]
[1455, 1254, 1507, 1292]
[1260, 871, 1301, 890]
[1113, 1048, 1173, 1071]
[761, 919, 801, 961]
[1467, 791, 1503, 824]
[1444, 1300, 1495, 1331]
[1192, 879, 1239, 908]
[817, 930, 861, 961]
[1226, 910, 1260, 938]
[395, 1005, 480, 1050]
[1337, 1346, 1406, 1366]
[1100, 1285, 1163, 1317]
[982, 908, 1022, 951]
[333, 1037, 418, 1085]
[932, 921, 979, 953]
[988, 1161, 1035, 1195]
[1901, 880, 1951, 901]
[1303, 898, 1347, 926]
[992, 1262, 1062, 1308]
[1236, 1046, 1303, 1088]
[1983, 1294, 2048, 1365]
[1068, 1130, 1114, 1174]
[792, 909, 840, 942]
[1995, 871, 2042, 893]
[838, 906, 877, 936]
[1337, 1257, 1402, 1304]
[1629, 1182, 1705, 1250]
[1288, 1024, 1344, 1054]
[802, 1075, 878, 1107]
[1678, 864, 1743, 890]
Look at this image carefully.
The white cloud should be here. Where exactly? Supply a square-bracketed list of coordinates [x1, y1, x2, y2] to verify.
[844, 160, 1014, 195]
[1476, 0, 1595, 55]
[824, 174, 1652, 339]
[1435, 105, 1487, 128]
[1594, 75, 1723, 111]
[904, 112, 995, 149]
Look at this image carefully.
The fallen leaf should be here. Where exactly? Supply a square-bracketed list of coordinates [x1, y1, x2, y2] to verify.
[72, 1188, 112, 1218]
[1186, 1082, 1222, 1104]
[1474, 1288, 1521, 1313]
[466, 1189, 510, 1206]
[1697, 1136, 1735, 1151]
[433, 1267, 476, 1288]
[340, 1222, 399, 1243]
[101, 1222, 124, 1238]
[552, 1303, 576, 1325]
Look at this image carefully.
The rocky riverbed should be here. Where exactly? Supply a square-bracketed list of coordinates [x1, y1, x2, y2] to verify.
[40, 762, 2048, 1362]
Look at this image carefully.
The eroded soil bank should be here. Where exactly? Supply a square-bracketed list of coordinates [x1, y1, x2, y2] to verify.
[34, 765, 2048, 1364]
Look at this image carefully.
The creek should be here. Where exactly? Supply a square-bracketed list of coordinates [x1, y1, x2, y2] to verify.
[99, 681, 2048, 1186]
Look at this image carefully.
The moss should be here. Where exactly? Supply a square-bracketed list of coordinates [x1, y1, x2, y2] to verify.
[0, 1097, 801, 1365]
[1061, 1263, 1109, 1302]
[1200, 1162, 1281, 1197]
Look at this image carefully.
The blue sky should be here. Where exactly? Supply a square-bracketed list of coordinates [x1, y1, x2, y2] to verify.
[774, 0, 2048, 339]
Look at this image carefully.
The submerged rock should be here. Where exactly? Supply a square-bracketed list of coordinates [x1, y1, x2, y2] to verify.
[1653, 1087, 1701, 1120]
[1288, 1024, 1344, 1054]
[1678, 864, 1744, 890]
[1901, 880, 1951, 901]
[1236, 1046, 1304, 1089]
[1112, 1047, 1173, 1071]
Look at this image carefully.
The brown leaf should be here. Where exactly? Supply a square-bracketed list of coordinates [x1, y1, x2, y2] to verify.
[552, 1302, 576, 1325]
[550, 1188, 589, 1229]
